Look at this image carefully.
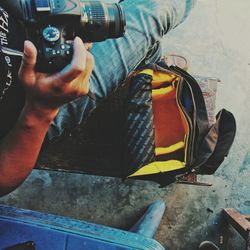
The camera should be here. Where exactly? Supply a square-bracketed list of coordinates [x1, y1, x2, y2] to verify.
[14, 0, 126, 73]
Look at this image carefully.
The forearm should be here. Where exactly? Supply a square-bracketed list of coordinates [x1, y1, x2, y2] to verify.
[0, 37, 92, 197]
[0, 103, 58, 197]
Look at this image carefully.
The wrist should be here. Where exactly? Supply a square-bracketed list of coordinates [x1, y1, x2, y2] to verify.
[20, 101, 59, 128]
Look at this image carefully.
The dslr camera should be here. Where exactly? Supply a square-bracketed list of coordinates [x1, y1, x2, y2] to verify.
[4, 0, 126, 73]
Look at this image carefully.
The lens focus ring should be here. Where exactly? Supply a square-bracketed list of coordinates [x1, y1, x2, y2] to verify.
[79, 1, 126, 42]
[81, 2, 107, 27]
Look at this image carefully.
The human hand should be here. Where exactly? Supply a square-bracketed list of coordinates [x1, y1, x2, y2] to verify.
[18, 37, 94, 117]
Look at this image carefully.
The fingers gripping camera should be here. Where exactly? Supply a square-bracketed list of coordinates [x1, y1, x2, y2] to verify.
[20, 0, 126, 73]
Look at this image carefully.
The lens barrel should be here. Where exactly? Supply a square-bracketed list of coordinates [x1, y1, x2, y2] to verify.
[79, 1, 126, 42]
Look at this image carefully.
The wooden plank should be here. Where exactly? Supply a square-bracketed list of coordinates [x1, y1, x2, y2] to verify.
[223, 208, 250, 240]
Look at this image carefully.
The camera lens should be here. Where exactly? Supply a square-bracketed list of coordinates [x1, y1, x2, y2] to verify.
[79, 1, 126, 42]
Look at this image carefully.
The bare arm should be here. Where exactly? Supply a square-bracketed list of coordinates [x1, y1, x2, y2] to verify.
[0, 37, 94, 196]
[0, 103, 58, 196]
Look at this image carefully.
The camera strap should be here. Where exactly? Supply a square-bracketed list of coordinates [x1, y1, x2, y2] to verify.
[0, 46, 24, 57]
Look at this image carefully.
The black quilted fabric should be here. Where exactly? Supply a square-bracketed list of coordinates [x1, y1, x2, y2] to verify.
[125, 74, 155, 173]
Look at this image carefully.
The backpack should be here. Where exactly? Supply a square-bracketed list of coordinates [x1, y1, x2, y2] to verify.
[124, 61, 236, 187]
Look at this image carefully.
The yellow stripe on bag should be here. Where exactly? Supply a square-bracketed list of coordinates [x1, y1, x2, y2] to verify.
[152, 86, 174, 96]
[137, 69, 178, 88]
[128, 160, 185, 177]
[155, 141, 185, 156]
[139, 69, 154, 76]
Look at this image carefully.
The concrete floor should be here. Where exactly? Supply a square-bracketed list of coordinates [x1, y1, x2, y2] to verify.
[1, 0, 250, 249]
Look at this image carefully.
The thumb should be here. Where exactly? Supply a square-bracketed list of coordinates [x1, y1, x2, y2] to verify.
[18, 40, 37, 85]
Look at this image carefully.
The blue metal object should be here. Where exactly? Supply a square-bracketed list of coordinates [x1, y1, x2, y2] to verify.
[130, 200, 166, 238]
[0, 201, 165, 250]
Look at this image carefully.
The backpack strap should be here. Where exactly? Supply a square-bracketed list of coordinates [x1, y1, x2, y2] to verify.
[195, 109, 236, 174]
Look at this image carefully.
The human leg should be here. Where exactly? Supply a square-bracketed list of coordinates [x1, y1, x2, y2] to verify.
[90, 0, 197, 98]
[46, 0, 196, 140]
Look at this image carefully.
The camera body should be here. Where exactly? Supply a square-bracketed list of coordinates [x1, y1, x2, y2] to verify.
[19, 0, 126, 73]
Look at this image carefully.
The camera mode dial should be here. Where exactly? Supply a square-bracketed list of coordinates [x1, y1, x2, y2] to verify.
[43, 26, 61, 42]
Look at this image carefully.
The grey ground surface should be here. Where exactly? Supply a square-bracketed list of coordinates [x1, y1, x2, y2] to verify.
[1, 1, 250, 249]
